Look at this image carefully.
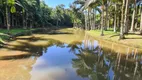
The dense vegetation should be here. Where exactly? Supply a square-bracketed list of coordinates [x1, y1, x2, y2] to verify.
[73, 0, 142, 39]
[0, 0, 84, 30]
[0, 0, 142, 40]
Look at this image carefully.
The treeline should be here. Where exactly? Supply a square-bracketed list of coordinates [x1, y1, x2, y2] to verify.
[1, 0, 142, 40]
[72, 0, 142, 39]
[0, 0, 85, 30]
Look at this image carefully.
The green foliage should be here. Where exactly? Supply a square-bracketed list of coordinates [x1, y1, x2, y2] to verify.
[0, 0, 141, 32]
[8, 0, 15, 5]
[10, 6, 16, 13]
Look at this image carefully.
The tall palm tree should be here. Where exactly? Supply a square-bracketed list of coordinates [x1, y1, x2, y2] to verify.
[119, 0, 125, 39]
[140, 5, 142, 34]
[109, 0, 122, 33]
[73, 0, 101, 30]
[4, 0, 24, 31]
[114, 3, 117, 32]
[123, 0, 129, 34]
[100, 3, 104, 36]
[130, 0, 137, 32]
[83, 0, 105, 36]
[5, 0, 10, 31]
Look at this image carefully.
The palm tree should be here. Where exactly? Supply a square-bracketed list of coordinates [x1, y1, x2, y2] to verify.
[100, 4, 104, 36]
[119, 0, 125, 39]
[5, 0, 10, 31]
[75, 0, 91, 30]
[123, 0, 129, 34]
[73, 0, 102, 30]
[4, 0, 24, 31]
[83, 0, 105, 35]
[67, 41, 82, 54]
[130, 0, 137, 32]
[140, 5, 142, 34]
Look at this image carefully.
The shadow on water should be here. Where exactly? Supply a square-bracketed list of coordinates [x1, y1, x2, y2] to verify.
[1, 38, 65, 60]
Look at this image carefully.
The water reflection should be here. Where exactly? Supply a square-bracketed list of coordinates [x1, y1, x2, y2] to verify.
[72, 39, 142, 80]
[0, 30, 142, 80]
[28, 38, 142, 80]
[30, 44, 88, 80]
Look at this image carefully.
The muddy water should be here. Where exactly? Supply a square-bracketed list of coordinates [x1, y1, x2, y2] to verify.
[0, 28, 142, 80]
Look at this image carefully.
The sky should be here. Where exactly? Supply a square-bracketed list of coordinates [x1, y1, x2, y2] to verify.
[44, 0, 74, 8]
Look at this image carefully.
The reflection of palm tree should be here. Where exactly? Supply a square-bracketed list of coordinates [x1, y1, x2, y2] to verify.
[72, 58, 92, 78]
[72, 45, 119, 80]
[67, 41, 82, 54]
[71, 39, 142, 80]
[48, 39, 65, 48]
[72, 46, 107, 80]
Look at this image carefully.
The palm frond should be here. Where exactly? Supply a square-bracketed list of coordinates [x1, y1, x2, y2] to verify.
[84, 0, 97, 9]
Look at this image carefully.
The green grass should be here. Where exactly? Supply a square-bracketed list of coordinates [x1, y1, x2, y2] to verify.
[88, 30, 119, 39]
[0, 28, 30, 41]
[87, 29, 142, 48]
[0, 29, 28, 35]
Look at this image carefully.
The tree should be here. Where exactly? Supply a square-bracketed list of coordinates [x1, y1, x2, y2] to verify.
[123, 0, 129, 34]
[6, 0, 16, 31]
[140, 5, 142, 34]
[114, 3, 117, 32]
[130, 0, 137, 32]
[83, 0, 105, 35]
[119, 0, 125, 39]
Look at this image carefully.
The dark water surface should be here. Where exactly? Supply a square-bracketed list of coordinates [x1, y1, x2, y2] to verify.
[0, 29, 142, 80]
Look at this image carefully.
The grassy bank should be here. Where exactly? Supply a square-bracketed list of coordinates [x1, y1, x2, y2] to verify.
[0, 29, 28, 34]
[87, 30, 142, 48]
[0, 29, 30, 41]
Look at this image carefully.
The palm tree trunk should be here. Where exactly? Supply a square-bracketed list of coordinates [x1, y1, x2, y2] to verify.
[107, 12, 110, 30]
[114, 4, 117, 32]
[117, 17, 119, 30]
[107, 18, 110, 29]
[135, 21, 137, 29]
[25, 13, 28, 29]
[101, 6, 104, 36]
[124, 0, 129, 34]
[118, 15, 121, 29]
[130, 1, 136, 32]
[23, 12, 25, 29]
[120, 0, 125, 39]
[140, 8, 142, 34]
[107, 1, 110, 30]
[105, 0, 109, 30]
[87, 10, 90, 30]
[134, 3, 138, 29]
[90, 10, 93, 30]
[84, 11, 87, 30]
[93, 9, 96, 30]
[2, 6, 6, 27]
[6, 0, 10, 31]
[11, 14, 14, 27]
